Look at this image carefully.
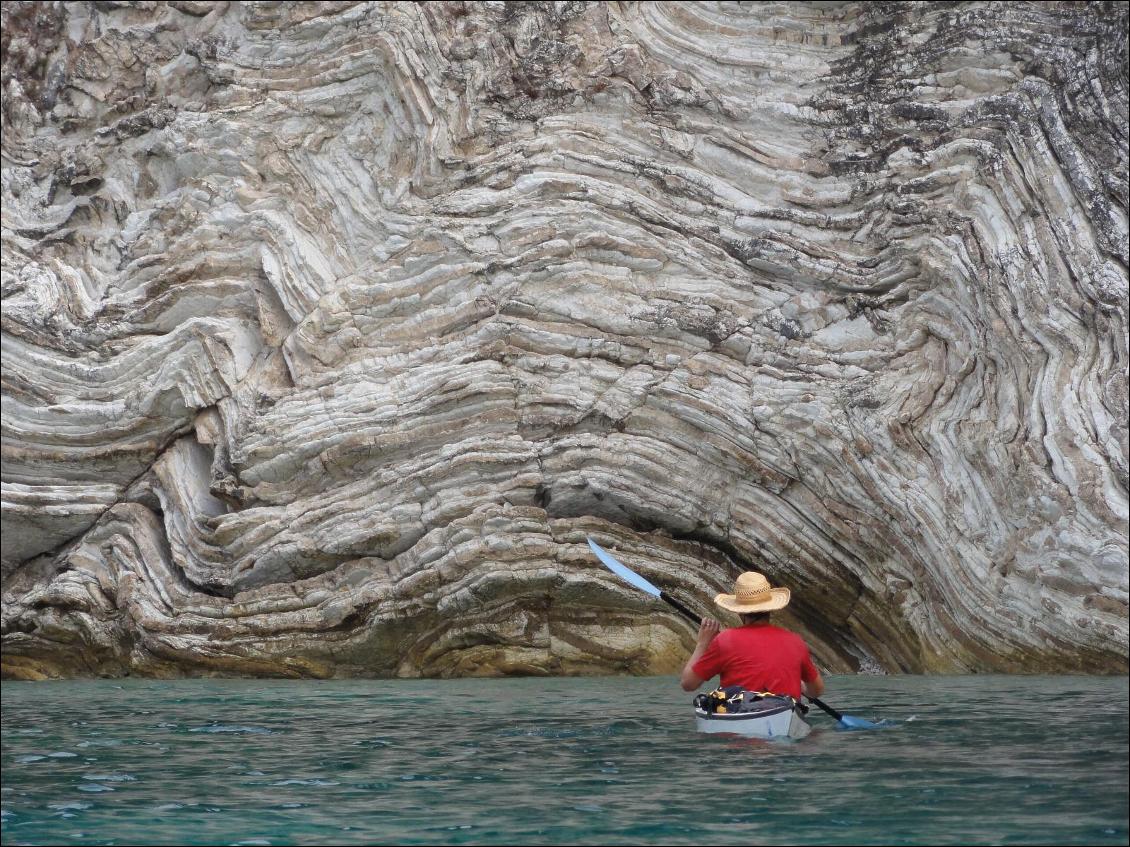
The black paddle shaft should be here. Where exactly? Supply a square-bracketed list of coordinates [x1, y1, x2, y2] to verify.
[808, 696, 843, 721]
[656, 589, 842, 722]
[659, 591, 701, 626]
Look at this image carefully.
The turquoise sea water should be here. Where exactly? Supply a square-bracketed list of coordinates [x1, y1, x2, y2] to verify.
[1, 675, 1127, 846]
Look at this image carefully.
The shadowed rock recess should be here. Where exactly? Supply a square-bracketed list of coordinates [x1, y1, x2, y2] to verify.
[2, 1, 1127, 679]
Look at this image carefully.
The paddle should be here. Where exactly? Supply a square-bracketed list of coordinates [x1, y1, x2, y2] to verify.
[587, 536, 882, 730]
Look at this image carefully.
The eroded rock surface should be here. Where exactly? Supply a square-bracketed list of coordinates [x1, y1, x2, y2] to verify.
[2, 1, 1127, 679]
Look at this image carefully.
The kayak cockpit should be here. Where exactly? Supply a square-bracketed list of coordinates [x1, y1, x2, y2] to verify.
[693, 688, 811, 740]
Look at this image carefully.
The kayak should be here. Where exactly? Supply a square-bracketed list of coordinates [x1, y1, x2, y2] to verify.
[695, 695, 812, 740]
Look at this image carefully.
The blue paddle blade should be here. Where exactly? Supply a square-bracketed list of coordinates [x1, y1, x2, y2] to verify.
[587, 538, 661, 598]
[837, 715, 892, 730]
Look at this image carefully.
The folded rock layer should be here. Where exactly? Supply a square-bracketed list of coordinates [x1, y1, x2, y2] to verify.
[2, 1, 1127, 679]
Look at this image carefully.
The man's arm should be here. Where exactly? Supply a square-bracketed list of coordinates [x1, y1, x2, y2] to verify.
[680, 618, 720, 691]
[801, 672, 825, 699]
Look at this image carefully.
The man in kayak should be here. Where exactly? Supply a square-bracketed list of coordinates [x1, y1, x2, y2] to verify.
[679, 571, 825, 701]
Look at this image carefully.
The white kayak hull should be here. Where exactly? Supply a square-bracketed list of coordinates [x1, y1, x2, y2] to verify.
[695, 706, 811, 740]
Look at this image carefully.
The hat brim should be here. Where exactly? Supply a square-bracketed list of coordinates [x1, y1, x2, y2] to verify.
[714, 587, 791, 614]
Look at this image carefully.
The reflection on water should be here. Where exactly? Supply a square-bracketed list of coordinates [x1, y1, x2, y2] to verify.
[1, 675, 1127, 845]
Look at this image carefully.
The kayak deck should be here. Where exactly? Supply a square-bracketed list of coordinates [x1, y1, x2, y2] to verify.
[694, 702, 812, 739]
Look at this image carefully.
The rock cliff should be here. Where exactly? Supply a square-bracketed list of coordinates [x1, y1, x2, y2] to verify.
[2, 1, 1127, 679]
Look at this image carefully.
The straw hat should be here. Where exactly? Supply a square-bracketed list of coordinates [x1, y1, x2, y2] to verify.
[714, 571, 791, 614]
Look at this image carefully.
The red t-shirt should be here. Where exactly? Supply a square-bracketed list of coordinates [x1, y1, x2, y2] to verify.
[691, 623, 819, 700]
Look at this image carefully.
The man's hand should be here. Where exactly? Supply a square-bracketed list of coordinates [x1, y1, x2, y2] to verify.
[802, 672, 825, 699]
[681, 618, 721, 691]
[697, 617, 720, 647]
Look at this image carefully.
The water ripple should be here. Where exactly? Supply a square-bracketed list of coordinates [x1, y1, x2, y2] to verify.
[1, 676, 1126, 846]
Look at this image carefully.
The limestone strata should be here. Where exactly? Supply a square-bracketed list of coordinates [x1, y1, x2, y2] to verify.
[1, 1, 1127, 679]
